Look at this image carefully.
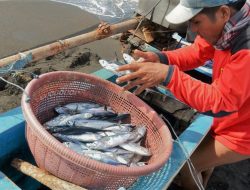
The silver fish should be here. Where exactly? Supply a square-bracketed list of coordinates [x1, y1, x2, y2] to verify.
[116, 153, 135, 165]
[65, 106, 117, 118]
[54, 132, 102, 142]
[55, 102, 102, 114]
[130, 154, 143, 164]
[99, 59, 130, 77]
[82, 149, 126, 165]
[63, 141, 89, 154]
[120, 142, 152, 156]
[44, 113, 93, 129]
[130, 125, 147, 143]
[67, 119, 118, 130]
[104, 124, 133, 132]
[55, 102, 117, 118]
[99, 113, 130, 122]
[104, 152, 130, 165]
[98, 131, 117, 137]
[130, 162, 147, 167]
[104, 147, 132, 155]
[86, 133, 136, 150]
[123, 53, 145, 64]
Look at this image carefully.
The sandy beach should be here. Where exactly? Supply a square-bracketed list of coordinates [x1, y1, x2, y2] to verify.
[0, 0, 122, 59]
[0, 1, 249, 190]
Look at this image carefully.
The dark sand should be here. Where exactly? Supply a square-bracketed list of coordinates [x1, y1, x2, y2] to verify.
[0, 0, 122, 113]
[0, 1, 249, 190]
[0, 0, 121, 59]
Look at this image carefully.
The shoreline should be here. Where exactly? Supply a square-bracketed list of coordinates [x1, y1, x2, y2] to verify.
[0, 0, 121, 59]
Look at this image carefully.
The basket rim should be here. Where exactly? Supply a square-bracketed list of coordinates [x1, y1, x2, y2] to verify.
[21, 71, 173, 176]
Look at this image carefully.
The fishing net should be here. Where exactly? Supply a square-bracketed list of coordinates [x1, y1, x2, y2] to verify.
[21, 71, 172, 189]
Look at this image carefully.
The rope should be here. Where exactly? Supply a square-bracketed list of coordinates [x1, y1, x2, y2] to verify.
[160, 114, 205, 190]
[0, 76, 30, 102]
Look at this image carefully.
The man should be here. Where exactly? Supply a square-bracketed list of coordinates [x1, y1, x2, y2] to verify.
[116, 0, 250, 189]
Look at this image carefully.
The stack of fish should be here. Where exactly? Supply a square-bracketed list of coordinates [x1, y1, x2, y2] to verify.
[43, 102, 152, 166]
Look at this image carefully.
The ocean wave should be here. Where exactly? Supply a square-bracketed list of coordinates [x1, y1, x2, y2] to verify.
[51, 0, 139, 22]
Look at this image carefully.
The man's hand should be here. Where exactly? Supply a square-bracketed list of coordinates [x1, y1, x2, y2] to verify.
[132, 49, 160, 63]
[116, 62, 169, 95]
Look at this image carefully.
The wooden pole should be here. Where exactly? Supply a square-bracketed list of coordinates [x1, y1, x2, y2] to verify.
[0, 17, 140, 68]
[11, 158, 87, 190]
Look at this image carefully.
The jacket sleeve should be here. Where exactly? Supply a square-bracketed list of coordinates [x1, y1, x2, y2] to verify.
[162, 36, 215, 71]
[165, 50, 250, 117]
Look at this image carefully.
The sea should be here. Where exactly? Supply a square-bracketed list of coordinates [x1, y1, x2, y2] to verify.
[51, 0, 139, 23]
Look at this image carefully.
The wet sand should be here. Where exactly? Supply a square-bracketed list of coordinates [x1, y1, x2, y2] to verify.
[0, 0, 123, 113]
[0, 0, 121, 59]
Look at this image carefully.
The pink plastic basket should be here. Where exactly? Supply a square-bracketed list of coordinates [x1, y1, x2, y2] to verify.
[21, 71, 173, 189]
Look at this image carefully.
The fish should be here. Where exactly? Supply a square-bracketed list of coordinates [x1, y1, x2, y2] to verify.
[86, 107, 117, 118]
[67, 119, 119, 130]
[63, 141, 89, 154]
[49, 125, 102, 133]
[56, 104, 118, 119]
[130, 154, 143, 164]
[86, 133, 136, 150]
[98, 131, 118, 137]
[100, 113, 130, 122]
[99, 59, 130, 77]
[53, 132, 102, 142]
[130, 162, 147, 167]
[104, 152, 131, 165]
[130, 125, 147, 142]
[46, 101, 152, 167]
[44, 113, 93, 129]
[123, 53, 144, 64]
[55, 102, 102, 114]
[81, 149, 127, 165]
[99, 54, 144, 77]
[120, 142, 152, 156]
[57, 127, 102, 135]
[104, 147, 132, 155]
[103, 124, 133, 132]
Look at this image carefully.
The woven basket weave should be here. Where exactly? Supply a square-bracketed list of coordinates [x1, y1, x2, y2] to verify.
[21, 71, 173, 189]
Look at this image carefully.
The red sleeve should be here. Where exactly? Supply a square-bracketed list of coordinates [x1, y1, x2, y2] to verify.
[163, 36, 215, 71]
[166, 50, 250, 116]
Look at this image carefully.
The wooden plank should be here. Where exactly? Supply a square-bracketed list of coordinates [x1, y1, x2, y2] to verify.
[11, 159, 87, 190]
[0, 18, 140, 68]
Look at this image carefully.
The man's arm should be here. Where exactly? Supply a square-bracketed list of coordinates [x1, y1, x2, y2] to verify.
[166, 50, 250, 116]
[162, 36, 215, 71]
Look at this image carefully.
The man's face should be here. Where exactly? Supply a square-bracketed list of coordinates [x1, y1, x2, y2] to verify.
[189, 7, 229, 45]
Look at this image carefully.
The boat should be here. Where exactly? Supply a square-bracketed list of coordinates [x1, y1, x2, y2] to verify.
[0, 68, 212, 190]
[0, 1, 213, 189]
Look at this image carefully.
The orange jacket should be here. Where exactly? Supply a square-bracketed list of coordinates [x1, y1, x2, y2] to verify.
[162, 35, 250, 155]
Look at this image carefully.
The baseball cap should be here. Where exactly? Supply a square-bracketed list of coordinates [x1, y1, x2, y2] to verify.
[165, 0, 239, 24]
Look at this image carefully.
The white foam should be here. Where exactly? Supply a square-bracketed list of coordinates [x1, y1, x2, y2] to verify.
[51, 0, 139, 22]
